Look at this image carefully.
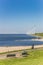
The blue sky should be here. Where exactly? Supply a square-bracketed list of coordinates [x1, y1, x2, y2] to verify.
[0, 0, 43, 34]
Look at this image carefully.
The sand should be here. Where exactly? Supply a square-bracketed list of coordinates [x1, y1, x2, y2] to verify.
[0, 45, 43, 53]
[0, 46, 31, 53]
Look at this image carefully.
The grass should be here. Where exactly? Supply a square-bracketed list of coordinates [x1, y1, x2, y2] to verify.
[33, 33, 43, 37]
[0, 49, 43, 65]
[35, 33, 43, 36]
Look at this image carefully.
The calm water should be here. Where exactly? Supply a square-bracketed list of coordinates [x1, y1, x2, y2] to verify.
[0, 34, 43, 46]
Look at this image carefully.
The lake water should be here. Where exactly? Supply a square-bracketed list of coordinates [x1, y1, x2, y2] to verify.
[0, 34, 43, 46]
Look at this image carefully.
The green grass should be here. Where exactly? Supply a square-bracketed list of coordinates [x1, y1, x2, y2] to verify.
[34, 33, 43, 37]
[0, 49, 43, 65]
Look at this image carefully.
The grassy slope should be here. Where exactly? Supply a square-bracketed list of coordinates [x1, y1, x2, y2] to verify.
[0, 49, 43, 65]
[32, 33, 43, 39]
[34, 33, 43, 37]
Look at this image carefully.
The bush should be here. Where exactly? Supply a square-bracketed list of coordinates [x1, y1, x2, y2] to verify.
[22, 50, 28, 57]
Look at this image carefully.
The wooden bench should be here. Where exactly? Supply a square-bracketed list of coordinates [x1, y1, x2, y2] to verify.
[7, 54, 16, 57]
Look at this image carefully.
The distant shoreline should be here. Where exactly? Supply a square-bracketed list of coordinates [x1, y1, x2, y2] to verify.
[32, 33, 43, 39]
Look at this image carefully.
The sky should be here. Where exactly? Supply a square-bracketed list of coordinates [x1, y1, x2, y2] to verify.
[0, 0, 43, 34]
